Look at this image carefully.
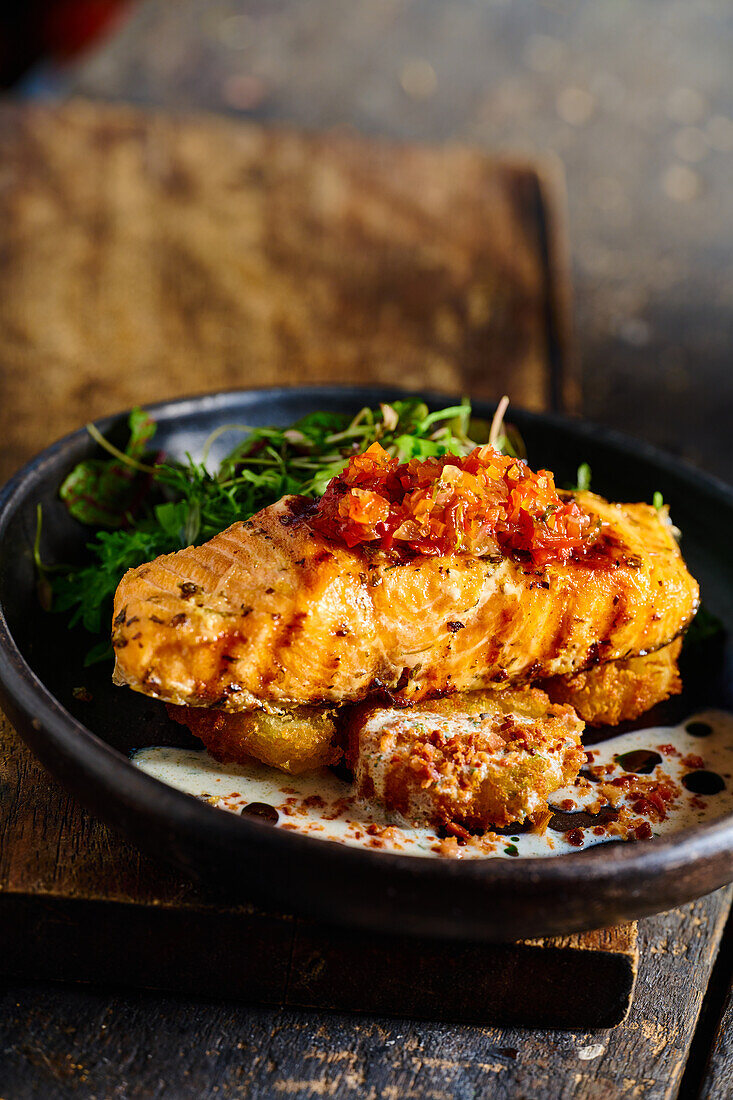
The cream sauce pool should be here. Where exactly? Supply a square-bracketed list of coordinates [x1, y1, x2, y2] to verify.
[132, 710, 733, 859]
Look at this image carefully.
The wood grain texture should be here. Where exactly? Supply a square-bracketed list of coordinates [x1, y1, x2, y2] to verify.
[696, 971, 733, 1098]
[0, 890, 729, 1100]
[0, 99, 571, 484]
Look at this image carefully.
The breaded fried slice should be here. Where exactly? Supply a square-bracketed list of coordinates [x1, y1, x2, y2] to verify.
[167, 703, 340, 774]
[344, 687, 585, 831]
[542, 638, 682, 726]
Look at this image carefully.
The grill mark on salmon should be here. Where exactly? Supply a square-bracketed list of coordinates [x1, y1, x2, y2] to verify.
[112, 491, 700, 711]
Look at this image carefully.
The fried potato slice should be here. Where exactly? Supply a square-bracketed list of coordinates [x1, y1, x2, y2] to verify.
[343, 687, 585, 831]
[542, 639, 682, 727]
[167, 703, 341, 774]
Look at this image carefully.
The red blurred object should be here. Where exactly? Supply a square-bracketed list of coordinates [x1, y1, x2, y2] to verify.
[41, 0, 132, 59]
[0, 0, 133, 86]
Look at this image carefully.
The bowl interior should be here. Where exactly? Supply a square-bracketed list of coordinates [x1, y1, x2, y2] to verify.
[0, 387, 732, 941]
[4, 387, 731, 764]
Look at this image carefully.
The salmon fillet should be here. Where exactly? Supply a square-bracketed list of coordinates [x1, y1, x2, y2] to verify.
[112, 490, 699, 711]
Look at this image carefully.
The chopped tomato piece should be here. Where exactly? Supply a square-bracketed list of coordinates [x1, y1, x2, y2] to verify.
[312, 442, 600, 566]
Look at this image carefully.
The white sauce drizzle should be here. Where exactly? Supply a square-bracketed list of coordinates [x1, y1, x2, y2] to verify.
[132, 710, 733, 860]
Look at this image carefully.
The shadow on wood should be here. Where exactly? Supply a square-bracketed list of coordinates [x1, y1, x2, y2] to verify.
[0, 893, 637, 1030]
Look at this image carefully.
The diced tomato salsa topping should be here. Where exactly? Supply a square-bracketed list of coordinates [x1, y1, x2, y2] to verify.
[311, 442, 599, 565]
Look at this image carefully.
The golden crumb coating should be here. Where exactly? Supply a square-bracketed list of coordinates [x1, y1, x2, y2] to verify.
[167, 703, 340, 775]
[542, 639, 682, 726]
[344, 687, 585, 831]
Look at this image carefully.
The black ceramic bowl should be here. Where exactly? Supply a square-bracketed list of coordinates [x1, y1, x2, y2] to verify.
[0, 386, 732, 941]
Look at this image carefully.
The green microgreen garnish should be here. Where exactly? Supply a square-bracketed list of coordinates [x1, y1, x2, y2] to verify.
[60, 408, 157, 527]
[574, 463, 592, 493]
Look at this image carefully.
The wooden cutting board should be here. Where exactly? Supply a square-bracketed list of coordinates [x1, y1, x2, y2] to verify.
[0, 100, 637, 1029]
[0, 99, 575, 481]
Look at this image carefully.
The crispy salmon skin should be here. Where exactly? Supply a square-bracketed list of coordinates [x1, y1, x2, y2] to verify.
[112, 491, 698, 711]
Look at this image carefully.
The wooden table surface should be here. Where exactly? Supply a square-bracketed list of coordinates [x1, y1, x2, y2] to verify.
[2, 3, 733, 1096]
[46, 0, 733, 484]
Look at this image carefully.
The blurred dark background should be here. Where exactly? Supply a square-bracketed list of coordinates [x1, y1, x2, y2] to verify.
[2, 0, 732, 478]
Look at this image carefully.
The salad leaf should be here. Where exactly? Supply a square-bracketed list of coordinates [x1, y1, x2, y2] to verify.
[59, 407, 156, 527]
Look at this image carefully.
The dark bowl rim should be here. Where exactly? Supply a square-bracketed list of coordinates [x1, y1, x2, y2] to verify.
[0, 383, 731, 891]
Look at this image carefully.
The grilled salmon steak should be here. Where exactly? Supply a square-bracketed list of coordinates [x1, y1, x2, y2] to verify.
[112, 489, 698, 712]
